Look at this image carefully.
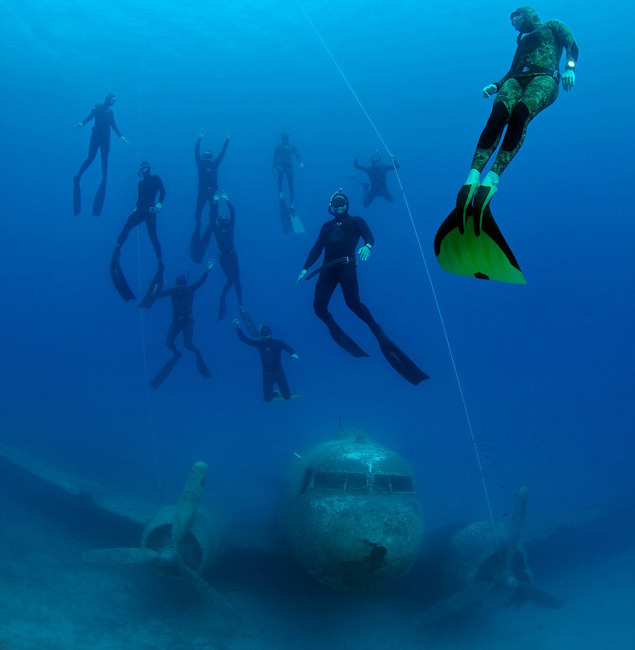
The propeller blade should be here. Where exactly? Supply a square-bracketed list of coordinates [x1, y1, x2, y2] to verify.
[177, 557, 240, 622]
[83, 547, 160, 565]
[171, 461, 208, 548]
[415, 581, 496, 624]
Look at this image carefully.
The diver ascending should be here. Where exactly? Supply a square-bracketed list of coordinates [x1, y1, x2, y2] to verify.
[111, 162, 166, 305]
[74, 93, 129, 216]
[149, 261, 214, 389]
[233, 320, 299, 402]
[353, 152, 399, 207]
[435, 6, 578, 284]
[190, 128, 230, 263]
[297, 190, 428, 385]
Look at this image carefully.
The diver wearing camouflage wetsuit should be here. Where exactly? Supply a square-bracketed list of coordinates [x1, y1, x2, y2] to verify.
[465, 6, 578, 201]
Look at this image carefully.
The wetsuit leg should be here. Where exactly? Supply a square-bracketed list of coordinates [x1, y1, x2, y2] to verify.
[116, 210, 145, 247]
[218, 254, 236, 320]
[92, 140, 110, 216]
[491, 76, 559, 177]
[181, 320, 198, 355]
[275, 370, 291, 400]
[145, 214, 163, 264]
[166, 321, 182, 354]
[313, 266, 339, 326]
[183, 320, 212, 377]
[287, 170, 295, 205]
[263, 371, 275, 402]
[194, 192, 207, 223]
[470, 79, 523, 173]
[76, 134, 100, 179]
[340, 264, 382, 336]
[381, 186, 394, 203]
[277, 171, 284, 196]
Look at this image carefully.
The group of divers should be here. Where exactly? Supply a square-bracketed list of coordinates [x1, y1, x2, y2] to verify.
[72, 7, 578, 399]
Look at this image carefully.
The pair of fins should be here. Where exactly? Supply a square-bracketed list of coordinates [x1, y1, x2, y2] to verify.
[73, 176, 106, 217]
[150, 350, 212, 390]
[434, 184, 526, 284]
[110, 254, 164, 308]
[327, 321, 428, 386]
[279, 199, 305, 234]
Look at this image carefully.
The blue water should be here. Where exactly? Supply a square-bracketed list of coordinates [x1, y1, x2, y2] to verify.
[1, 0, 634, 647]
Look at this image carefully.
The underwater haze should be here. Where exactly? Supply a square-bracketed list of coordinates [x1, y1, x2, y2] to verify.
[1, 0, 634, 648]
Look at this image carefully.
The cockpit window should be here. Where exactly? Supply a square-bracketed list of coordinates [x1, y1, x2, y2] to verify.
[299, 469, 415, 495]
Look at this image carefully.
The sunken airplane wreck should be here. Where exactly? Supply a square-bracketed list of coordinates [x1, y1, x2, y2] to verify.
[0, 434, 563, 623]
[278, 431, 424, 590]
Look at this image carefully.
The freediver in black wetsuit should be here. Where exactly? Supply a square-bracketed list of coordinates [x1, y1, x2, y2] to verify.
[207, 191, 257, 335]
[233, 320, 299, 402]
[110, 162, 166, 305]
[74, 93, 129, 216]
[353, 153, 399, 208]
[297, 190, 428, 385]
[273, 132, 304, 213]
[149, 261, 215, 389]
[190, 128, 231, 263]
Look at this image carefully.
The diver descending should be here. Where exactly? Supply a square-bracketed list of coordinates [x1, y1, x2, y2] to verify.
[233, 320, 299, 402]
[435, 6, 578, 283]
[149, 261, 214, 389]
[273, 132, 303, 213]
[74, 93, 129, 216]
[353, 152, 399, 207]
[205, 191, 258, 336]
[190, 128, 231, 263]
[297, 190, 428, 385]
[110, 162, 166, 305]
[273, 132, 305, 233]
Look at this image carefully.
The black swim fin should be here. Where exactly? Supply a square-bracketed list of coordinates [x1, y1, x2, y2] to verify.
[139, 265, 164, 309]
[150, 352, 181, 390]
[190, 224, 212, 264]
[240, 310, 259, 338]
[195, 352, 212, 378]
[375, 329, 429, 385]
[92, 180, 106, 216]
[110, 254, 136, 301]
[217, 295, 227, 321]
[73, 176, 81, 216]
[279, 199, 293, 234]
[327, 322, 369, 358]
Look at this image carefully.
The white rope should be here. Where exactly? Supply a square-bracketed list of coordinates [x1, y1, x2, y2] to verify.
[298, 1, 501, 555]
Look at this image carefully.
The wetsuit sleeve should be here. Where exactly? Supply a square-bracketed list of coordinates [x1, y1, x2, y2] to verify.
[227, 201, 235, 224]
[156, 286, 174, 299]
[215, 137, 229, 165]
[293, 147, 303, 164]
[80, 106, 96, 126]
[157, 177, 166, 203]
[303, 224, 328, 270]
[110, 113, 123, 138]
[279, 340, 296, 356]
[273, 145, 280, 169]
[236, 327, 258, 347]
[356, 217, 375, 247]
[354, 158, 368, 171]
[191, 269, 210, 292]
[549, 20, 579, 69]
[195, 137, 201, 163]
